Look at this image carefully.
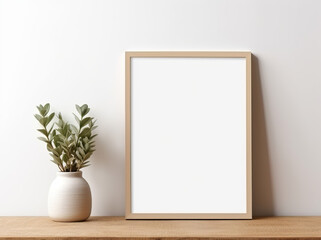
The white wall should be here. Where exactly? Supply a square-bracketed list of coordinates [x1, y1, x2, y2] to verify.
[1, 0, 321, 216]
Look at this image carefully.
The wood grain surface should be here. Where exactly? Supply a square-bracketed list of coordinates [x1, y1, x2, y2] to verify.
[0, 216, 320, 239]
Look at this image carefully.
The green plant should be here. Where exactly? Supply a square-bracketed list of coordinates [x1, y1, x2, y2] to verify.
[35, 103, 97, 172]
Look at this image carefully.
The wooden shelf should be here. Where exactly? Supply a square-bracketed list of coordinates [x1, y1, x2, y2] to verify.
[0, 216, 320, 239]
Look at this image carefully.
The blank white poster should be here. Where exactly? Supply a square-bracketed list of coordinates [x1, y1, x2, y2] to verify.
[131, 57, 247, 214]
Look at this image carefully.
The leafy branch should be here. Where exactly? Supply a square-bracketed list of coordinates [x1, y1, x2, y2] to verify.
[35, 104, 98, 172]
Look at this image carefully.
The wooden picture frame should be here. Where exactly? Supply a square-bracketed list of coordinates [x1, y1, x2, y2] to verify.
[126, 52, 252, 219]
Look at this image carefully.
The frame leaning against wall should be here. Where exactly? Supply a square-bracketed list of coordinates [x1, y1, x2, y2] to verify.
[125, 51, 252, 219]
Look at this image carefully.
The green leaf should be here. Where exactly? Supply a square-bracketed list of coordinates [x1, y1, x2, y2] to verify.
[57, 113, 63, 121]
[73, 113, 80, 125]
[62, 154, 68, 163]
[48, 125, 54, 134]
[78, 147, 86, 157]
[85, 142, 89, 150]
[62, 124, 70, 136]
[47, 144, 53, 152]
[39, 116, 51, 127]
[80, 164, 90, 169]
[52, 147, 62, 157]
[37, 129, 48, 137]
[51, 154, 62, 163]
[37, 104, 49, 117]
[76, 105, 82, 116]
[80, 117, 91, 128]
[34, 114, 42, 122]
[49, 131, 55, 138]
[70, 124, 79, 134]
[79, 127, 91, 138]
[69, 134, 76, 143]
[82, 107, 90, 117]
[56, 119, 63, 128]
[36, 105, 45, 116]
[68, 157, 75, 164]
[80, 104, 88, 116]
[48, 112, 55, 123]
[37, 136, 48, 143]
[53, 135, 61, 143]
[61, 144, 69, 153]
[52, 148, 60, 157]
[82, 160, 90, 165]
[83, 152, 92, 160]
[75, 150, 83, 160]
[90, 134, 98, 139]
[43, 103, 50, 116]
[39, 117, 47, 126]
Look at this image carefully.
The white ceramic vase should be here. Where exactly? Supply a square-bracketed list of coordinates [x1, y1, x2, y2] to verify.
[48, 171, 92, 222]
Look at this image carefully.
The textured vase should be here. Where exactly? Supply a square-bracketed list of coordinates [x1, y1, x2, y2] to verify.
[48, 171, 92, 222]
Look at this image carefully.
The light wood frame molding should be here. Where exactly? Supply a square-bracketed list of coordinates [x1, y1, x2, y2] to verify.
[125, 51, 252, 219]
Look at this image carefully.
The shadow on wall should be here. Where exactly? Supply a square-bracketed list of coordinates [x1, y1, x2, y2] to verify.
[252, 55, 274, 216]
[87, 126, 125, 216]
